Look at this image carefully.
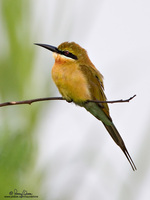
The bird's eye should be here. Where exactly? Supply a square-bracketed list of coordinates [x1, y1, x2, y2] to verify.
[62, 50, 78, 60]
[64, 51, 70, 56]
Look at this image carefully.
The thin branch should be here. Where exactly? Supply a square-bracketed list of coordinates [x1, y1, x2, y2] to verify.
[0, 97, 64, 107]
[0, 95, 136, 108]
[87, 94, 136, 104]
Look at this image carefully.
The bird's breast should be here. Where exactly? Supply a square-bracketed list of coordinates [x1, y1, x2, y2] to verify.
[51, 62, 91, 103]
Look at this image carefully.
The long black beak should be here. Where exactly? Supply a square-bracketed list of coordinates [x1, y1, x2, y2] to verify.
[35, 43, 78, 60]
[34, 43, 60, 53]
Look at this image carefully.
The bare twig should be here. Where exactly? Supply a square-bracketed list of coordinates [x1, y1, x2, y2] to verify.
[0, 97, 64, 107]
[87, 94, 136, 104]
[0, 95, 136, 108]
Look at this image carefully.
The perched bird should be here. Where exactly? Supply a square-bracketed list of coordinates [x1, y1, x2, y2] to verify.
[35, 42, 136, 171]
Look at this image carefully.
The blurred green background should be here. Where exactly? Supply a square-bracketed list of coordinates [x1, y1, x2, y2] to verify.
[0, 0, 47, 198]
[0, 0, 150, 200]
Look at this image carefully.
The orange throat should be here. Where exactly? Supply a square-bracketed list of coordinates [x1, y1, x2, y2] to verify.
[53, 53, 70, 64]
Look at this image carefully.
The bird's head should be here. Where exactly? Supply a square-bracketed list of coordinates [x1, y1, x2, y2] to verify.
[35, 42, 92, 65]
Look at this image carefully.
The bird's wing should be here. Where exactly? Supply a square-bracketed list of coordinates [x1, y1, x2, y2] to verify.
[79, 65, 137, 171]
[79, 65, 111, 120]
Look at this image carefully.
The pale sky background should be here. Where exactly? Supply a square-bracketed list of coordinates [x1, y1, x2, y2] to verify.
[31, 0, 150, 199]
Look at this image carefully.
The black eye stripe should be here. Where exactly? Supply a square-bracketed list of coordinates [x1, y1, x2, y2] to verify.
[60, 50, 78, 60]
[64, 51, 70, 56]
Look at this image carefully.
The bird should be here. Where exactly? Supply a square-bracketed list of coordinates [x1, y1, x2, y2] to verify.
[35, 42, 136, 171]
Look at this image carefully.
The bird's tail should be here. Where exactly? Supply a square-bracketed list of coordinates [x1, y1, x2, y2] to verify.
[103, 123, 136, 171]
[84, 102, 136, 170]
